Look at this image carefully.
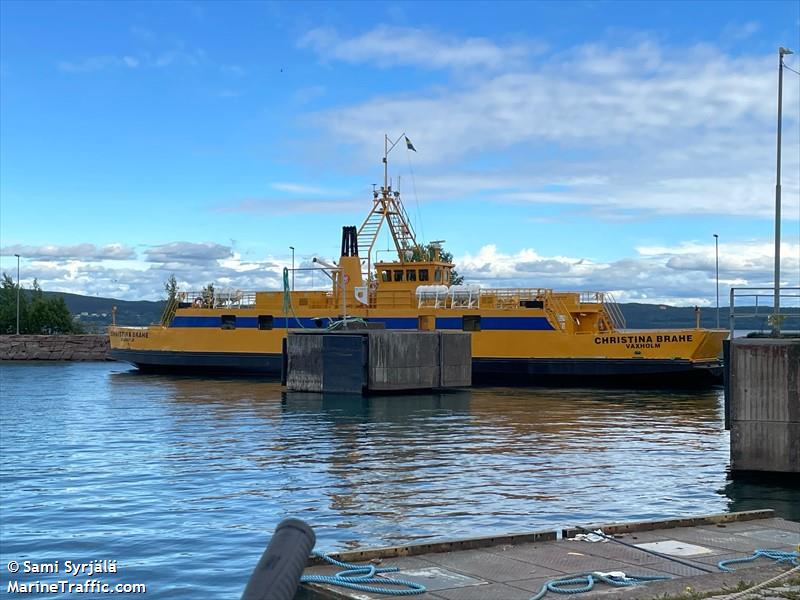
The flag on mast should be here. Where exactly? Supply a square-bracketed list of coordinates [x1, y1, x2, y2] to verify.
[405, 136, 416, 152]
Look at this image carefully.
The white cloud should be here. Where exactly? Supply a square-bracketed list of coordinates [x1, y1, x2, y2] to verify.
[144, 242, 232, 265]
[1, 243, 136, 260]
[271, 182, 337, 195]
[455, 239, 800, 305]
[58, 56, 140, 73]
[58, 47, 207, 73]
[217, 197, 363, 215]
[7, 236, 796, 306]
[302, 34, 798, 220]
[298, 25, 538, 70]
[721, 21, 761, 41]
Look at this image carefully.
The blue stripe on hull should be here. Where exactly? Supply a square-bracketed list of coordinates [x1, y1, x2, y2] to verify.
[169, 315, 554, 331]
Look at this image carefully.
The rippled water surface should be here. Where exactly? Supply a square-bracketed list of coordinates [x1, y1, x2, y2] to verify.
[1, 362, 798, 597]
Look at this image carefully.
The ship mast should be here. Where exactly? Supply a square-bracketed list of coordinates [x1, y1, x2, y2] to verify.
[357, 133, 422, 281]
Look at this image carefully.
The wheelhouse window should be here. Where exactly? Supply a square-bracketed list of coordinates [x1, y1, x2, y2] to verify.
[406, 269, 417, 282]
[393, 269, 403, 282]
[221, 315, 237, 330]
[434, 269, 442, 282]
[258, 315, 273, 330]
[419, 269, 429, 281]
[381, 270, 391, 282]
[462, 315, 481, 332]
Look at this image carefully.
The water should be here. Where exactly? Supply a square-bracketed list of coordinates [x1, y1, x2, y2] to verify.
[1, 362, 798, 597]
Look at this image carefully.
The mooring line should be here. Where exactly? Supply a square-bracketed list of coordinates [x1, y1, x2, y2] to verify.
[573, 525, 716, 573]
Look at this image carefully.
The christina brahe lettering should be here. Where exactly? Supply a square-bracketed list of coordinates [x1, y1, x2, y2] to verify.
[593, 333, 694, 350]
[21, 559, 118, 576]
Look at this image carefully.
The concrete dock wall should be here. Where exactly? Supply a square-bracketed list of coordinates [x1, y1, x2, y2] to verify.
[0, 334, 112, 361]
[369, 331, 440, 390]
[286, 330, 471, 393]
[729, 338, 799, 474]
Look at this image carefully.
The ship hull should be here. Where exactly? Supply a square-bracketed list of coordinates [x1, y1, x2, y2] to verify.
[110, 347, 721, 386]
[109, 348, 282, 374]
[472, 357, 722, 386]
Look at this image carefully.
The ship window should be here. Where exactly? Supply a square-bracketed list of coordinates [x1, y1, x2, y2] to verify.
[381, 270, 391, 282]
[393, 270, 403, 282]
[221, 315, 236, 330]
[406, 269, 417, 281]
[462, 315, 481, 332]
[434, 269, 442, 282]
[258, 315, 273, 330]
[520, 300, 544, 309]
[419, 269, 429, 281]
[444, 270, 450, 282]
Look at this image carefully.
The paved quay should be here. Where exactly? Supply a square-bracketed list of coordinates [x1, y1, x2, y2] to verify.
[298, 511, 799, 600]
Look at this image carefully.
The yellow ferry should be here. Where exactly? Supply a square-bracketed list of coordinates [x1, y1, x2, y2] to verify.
[110, 135, 726, 385]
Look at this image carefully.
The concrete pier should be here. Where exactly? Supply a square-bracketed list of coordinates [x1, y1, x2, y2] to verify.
[729, 338, 799, 474]
[285, 330, 471, 394]
[297, 510, 800, 600]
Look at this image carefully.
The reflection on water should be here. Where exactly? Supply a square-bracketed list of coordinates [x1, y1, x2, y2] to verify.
[1, 362, 797, 598]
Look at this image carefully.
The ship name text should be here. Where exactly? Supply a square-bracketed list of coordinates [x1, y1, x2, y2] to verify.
[594, 334, 693, 349]
[110, 330, 149, 339]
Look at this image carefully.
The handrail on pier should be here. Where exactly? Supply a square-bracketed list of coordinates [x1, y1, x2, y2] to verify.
[729, 287, 800, 338]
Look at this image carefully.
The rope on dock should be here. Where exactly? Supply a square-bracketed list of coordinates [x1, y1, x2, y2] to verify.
[718, 549, 800, 572]
[528, 571, 670, 600]
[300, 551, 426, 596]
[713, 564, 800, 600]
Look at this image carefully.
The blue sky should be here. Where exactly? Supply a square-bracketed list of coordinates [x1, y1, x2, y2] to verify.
[1, 0, 799, 305]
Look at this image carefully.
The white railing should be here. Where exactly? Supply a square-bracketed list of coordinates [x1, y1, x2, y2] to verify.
[178, 290, 258, 309]
[729, 287, 800, 337]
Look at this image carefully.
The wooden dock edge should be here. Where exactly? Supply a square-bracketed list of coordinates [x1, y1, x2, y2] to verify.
[308, 509, 775, 566]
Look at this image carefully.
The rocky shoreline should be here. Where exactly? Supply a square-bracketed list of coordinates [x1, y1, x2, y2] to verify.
[0, 335, 112, 361]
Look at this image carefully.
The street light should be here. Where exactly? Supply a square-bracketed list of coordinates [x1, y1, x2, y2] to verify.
[289, 246, 295, 291]
[772, 46, 793, 336]
[713, 234, 719, 329]
[14, 254, 20, 335]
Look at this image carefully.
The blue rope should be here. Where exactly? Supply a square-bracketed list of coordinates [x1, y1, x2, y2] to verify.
[718, 549, 799, 572]
[529, 572, 670, 600]
[300, 551, 426, 596]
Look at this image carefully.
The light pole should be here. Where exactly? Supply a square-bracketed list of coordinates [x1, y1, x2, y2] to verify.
[14, 254, 20, 335]
[772, 47, 793, 336]
[289, 246, 295, 291]
[713, 234, 719, 329]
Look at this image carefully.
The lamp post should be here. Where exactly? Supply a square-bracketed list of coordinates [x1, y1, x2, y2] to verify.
[713, 234, 719, 329]
[289, 246, 295, 291]
[14, 253, 20, 335]
[772, 47, 793, 336]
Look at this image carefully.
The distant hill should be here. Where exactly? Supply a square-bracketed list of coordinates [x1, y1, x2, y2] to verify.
[42, 291, 164, 332]
[30, 291, 794, 334]
[619, 302, 796, 332]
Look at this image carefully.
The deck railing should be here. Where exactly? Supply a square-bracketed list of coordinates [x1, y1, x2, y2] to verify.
[177, 290, 259, 309]
[729, 287, 800, 337]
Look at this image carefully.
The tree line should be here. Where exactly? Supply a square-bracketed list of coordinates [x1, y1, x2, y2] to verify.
[0, 274, 83, 335]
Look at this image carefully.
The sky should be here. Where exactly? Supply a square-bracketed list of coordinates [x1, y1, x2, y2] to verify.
[1, 0, 799, 306]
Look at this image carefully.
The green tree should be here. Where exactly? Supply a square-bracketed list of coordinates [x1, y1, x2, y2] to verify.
[0, 273, 26, 334]
[164, 274, 178, 302]
[409, 243, 464, 285]
[0, 274, 82, 334]
[201, 283, 215, 307]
